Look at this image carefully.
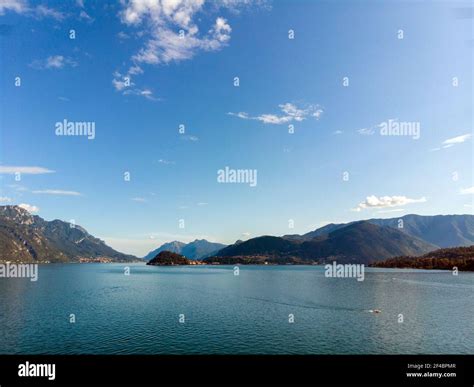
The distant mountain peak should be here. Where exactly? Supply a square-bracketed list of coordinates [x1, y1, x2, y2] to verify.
[143, 239, 227, 261]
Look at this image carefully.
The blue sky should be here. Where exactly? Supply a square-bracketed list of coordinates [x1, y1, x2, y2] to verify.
[0, 0, 472, 256]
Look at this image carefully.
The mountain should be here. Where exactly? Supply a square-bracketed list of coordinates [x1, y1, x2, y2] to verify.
[370, 245, 474, 271]
[367, 214, 474, 247]
[143, 239, 226, 261]
[143, 241, 186, 261]
[146, 251, 189, 266]
[182, 240, 227, 260]
[207, 221, 437, 264]
[285, 214, 474, 248]
[297, 221, 437, 264]
[0, 205, 137, 263]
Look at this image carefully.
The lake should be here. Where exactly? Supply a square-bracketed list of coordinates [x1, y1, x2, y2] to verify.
[0, 264, 472, 354]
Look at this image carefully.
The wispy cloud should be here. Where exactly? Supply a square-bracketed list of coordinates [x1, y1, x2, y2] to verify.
[357, 127, 376, 135]
[35, 4, 64, 20]
[112, 71, 157, 100]
[0, 166, 54, 175]
[76, 0, 93, 22]
[131, 197, 147, 202]
[18, 203, 39, 213]
[180, 134, 199, 142]
[0, 0, 64, 20]
[228, 102, 323, 125]
[352, 195, 426, 212]
[356, 118, 399, 136]
[7, 184, 28, 191]
[460, 186, 474, 195]
[158, 159, 175, 165]
[442, 134, 471, 146]
[431, 133, 471, 151]
[123, 87, 158, 101]
[30, 55, 77, 70]
[0, 196, 12, 203]
[79, 9, 93, 21]
[32, 189, 82, 196]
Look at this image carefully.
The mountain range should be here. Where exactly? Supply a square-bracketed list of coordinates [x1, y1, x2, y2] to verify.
[143, 239, 227, 261]
[0, 205, 137, 263]
[284, 214, 474, 247]
[206, 214, 474, 264]
[205, 221, 439, 264]
[2, 204, 473, 265]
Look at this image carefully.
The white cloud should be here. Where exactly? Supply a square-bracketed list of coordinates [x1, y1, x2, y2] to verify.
[0, 196, 12, 203]
[118, 0, 233, 71]
[352, 195, 426, 212]
[18, 203, 39, 213]
[229, 102, 323, 125]
[0, 0, 64, 19]
[79, 9, 93, 21]
[112, 71, 157, 100]
[158, 159, 175, 165]
[129, 17, 233, 65]
[117, 31, 130, 40]
[32, 189, 82, 196]
[30, 55, 77, 70]
[0, 0, 27, 14]
[431, 133, 471, 151]
[460, 186, 474, 195]
[112, 72, 133, 91]
[35, 4, 64, 20]
[114, 0, 264, 95]
[197, 202, 208, 206]
[333, 130, 343, 135]
[0, 166, 54, 174]
[442, 134, 471, 146]
[131, 197, 147, 202]
[123, 87, 158, 101]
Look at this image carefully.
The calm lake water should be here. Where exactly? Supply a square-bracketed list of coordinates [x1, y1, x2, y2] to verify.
[0, 264, 472, 354]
